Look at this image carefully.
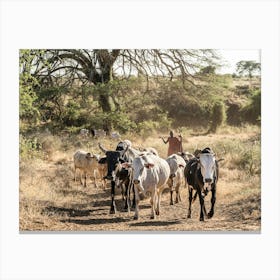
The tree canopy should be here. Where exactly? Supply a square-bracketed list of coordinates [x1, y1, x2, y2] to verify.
[19, 49, 221, 131]
[236, 60, 261, 78]
[19, 49, 263, 134]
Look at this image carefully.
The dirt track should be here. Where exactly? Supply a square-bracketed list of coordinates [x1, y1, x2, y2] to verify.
[20, 160, 261, 232]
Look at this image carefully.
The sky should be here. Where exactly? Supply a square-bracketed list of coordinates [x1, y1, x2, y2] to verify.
[216, 49, 261, 74]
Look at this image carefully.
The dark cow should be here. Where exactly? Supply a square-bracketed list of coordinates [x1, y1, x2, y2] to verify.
[185, 147, 220, 221]
[98, 141, 134, 214]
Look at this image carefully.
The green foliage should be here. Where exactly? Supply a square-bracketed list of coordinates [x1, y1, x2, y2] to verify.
[19, 59, 261, 134]
[209, 101, 226, 133]
[236, 60, 261, 78]
[226, 101, 243, 125]
[137, 112, 172, 136]
[106, 112, 137, 133]
[86, 111, 137, 133]
[62, 100, 85, 127]
[20, 135, 42, 160]
[19, 50, 41, 125]
[199, 65, 216, 75]
[241, 90, 261, 124]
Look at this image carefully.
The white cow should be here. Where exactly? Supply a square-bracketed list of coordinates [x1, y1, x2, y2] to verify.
[143, 147, 159, 156]
[123, 154, 170, 220]
[166, 154, 186, 205]
[73, 151, 99, 187]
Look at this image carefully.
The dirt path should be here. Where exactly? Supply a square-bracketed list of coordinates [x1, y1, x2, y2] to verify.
[20, 161, 261, 232]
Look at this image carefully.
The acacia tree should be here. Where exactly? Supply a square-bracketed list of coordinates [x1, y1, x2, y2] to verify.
[236, 60, 261, 78]
[20, 49, 220, 130]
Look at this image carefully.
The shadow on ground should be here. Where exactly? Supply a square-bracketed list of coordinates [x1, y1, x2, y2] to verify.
[129, 220, 181, 227]
[61, 217, 131, 225]
[42, 206, 92, 217]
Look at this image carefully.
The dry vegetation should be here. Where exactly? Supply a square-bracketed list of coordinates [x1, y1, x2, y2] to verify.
[19, 125, 261, 232]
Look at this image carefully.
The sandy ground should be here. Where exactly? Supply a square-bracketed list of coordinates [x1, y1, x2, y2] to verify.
[20, 161, 261, 232]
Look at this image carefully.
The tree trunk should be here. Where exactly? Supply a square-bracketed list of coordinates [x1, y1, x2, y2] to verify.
[94, 55, 115, 132]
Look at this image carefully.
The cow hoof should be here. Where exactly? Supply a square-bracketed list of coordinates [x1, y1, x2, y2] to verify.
[150, 216, 155, 219]
[187, 214, 191, 219]
[109, 209, 116, 214]
[133, 216, 138, 220]
[207, 212, 214, 219]
[199, 218, 205, 222]
[170, 201, 174, 205]
[155, 210, 160, 216]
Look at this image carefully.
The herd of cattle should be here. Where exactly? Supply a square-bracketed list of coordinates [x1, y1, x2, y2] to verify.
[73, 140, 223, 222]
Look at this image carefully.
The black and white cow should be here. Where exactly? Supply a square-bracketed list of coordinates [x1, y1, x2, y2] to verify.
[185, 147, 220, 221]
[98, 141, 135, 214]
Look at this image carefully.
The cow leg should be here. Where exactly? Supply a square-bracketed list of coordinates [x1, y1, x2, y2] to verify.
[122, 184, 126, 201]
[187, 187, 193, 218]
[155, 189, 162, 216]
[208, 187, 216, 218]
[124, 181, 130, 212]
[102, 178, 106, 189]
[93, 170, 97, 188]
[150, 189, 156, 219]
[79, 171, 83, 186]
[74, 167, 77, 182]
[110, 181, 117, 214]
[84, 172, 87, 188]
[169, 189, 174, 205]
[198, 191, 205, 221]
[175, 191, 181, 203]
[175, 184, 181, 203]
[131, 184, 136, 209]
[133, 187, 140, 220]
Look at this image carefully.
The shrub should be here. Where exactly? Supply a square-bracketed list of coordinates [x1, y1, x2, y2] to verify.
[20, 135, 43, 160]
[208, 101, 226, 133]
[137, 120, 160, 137]
[241, 90, 261, 124]
[226, 101, 242, 125]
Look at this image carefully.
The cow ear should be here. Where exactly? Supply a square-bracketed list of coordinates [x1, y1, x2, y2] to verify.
[144, 163, 154, 169]
[98, 157, 107, 164]
[122, 162, 132, 169]
[86, 153, 91, 158]
[179, 164, 185, 168]
[194, 149, 201, 158]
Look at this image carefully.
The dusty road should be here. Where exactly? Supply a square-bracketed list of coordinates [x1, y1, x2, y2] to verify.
[20, 160, 261, 232]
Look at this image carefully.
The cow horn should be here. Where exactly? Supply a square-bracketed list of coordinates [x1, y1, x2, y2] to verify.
[98, 143, 107, 154]
[121, 144, 129, 155]
[194, 149, 201, 158]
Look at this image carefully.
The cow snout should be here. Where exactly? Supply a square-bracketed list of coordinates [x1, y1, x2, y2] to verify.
[133, 179, 140, 184]
[205, 178, 212, 183]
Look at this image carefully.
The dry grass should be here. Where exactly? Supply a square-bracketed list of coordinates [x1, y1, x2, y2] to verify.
[19, 126, 261, 232]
